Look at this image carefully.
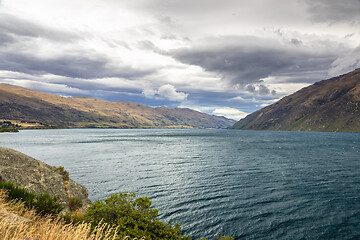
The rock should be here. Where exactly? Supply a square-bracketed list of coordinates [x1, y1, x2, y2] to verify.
[0, 147, 91, 212]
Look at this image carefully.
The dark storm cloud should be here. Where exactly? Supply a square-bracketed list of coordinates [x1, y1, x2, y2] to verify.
[0, 32, 15, 46]
[290, 38, 302, 46]
[0, 49, 155, 80]
[5, 53, 153, 80]
[172, 45, 287, 83]
[306, 0, 360, 24]
[170, 36, 339, 92]
[0, 14, 112, 79]
[0, 52, 110, 78]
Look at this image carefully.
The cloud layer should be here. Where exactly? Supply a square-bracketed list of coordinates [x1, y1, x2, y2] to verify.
[169, 35, 347, 95]
[306, 0, 360, 24]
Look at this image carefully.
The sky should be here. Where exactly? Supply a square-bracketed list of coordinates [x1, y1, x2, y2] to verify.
[0, 0, 359, 120]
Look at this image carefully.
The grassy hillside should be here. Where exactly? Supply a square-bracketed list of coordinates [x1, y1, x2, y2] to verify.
[232, 68, 360, 132]
[0, 84, 235, 129]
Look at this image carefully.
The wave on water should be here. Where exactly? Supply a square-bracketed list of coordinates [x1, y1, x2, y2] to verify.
[1, 129, 359, 239]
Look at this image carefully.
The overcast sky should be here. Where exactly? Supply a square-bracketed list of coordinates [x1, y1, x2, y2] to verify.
[0, 0, 359, 120]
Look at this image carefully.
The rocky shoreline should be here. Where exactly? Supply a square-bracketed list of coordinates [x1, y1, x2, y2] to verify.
[0, 147, 91, 212]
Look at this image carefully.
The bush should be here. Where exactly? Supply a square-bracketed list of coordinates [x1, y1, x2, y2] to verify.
[34, 192, 63, 216]
[0, 181, 36, 208]
[216, 236, 234, 240]
[69, 197, 83, 212]
[0, 181, 63, 216]
[0, 127, 19, 132]
[84, 192, 191, 240]
[57, 166, 70, 181]
[0, 189, 118, 240]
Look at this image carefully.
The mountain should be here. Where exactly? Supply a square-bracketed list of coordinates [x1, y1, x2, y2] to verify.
[232, 68, 360, 132]
[0, 84, 235, 129]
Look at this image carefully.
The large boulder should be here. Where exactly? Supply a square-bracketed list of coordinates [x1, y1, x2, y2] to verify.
[0, 147, 91, 212]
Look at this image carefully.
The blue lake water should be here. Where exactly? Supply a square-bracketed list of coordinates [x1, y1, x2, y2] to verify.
[0, 129, 359, 239]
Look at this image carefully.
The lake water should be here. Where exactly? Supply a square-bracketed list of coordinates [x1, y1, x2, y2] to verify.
[0, 129, 359, 239]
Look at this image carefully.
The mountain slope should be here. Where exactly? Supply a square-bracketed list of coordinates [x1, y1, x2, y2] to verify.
[232, 68, 360, 132]
[0, 84, 235, 129]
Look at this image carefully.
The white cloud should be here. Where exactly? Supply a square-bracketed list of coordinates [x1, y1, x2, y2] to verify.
[179, 104, 248, 120]
[260, 103, 270, 107]
[0, 78, 86, 95]
[142, 84, 188, 102]
[329, 46, 360, 76]
[230, 95, 280, 104]
[212, 107, 248, 120]
[231, 96, 247, 101]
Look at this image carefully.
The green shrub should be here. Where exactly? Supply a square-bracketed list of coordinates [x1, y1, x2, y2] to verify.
[0, 127, 19, 132]
[0, 181, 63, 216]
[34, 192, 63, 216]
[216, 236, 234, 240]
[57, 166, 70, 181]
[69, 197, 83, 212]
[0, 181, 36, 208]
[84, 192, 191, 240]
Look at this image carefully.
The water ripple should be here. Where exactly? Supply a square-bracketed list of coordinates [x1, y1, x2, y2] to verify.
[1, 129, 359, 239]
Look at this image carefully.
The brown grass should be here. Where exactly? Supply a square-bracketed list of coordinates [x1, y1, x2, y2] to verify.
[0, 190, 143, 240]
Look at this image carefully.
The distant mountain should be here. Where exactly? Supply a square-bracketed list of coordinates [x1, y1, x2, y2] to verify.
[232, 68, 360, 132]
[0, 84, 235, 129]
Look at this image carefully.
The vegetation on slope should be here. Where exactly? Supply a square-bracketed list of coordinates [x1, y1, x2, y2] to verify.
[0, 121, 19, 133]
[0, 189, 119, 240]
[0, 181, 63, 216]
[0, 181, 233, 240]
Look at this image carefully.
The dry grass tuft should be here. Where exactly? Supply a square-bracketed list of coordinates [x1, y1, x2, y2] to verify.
[0, 190, 142, 240]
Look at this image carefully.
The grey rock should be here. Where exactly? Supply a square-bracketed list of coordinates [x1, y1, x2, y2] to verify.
[0, 147, 91, 212]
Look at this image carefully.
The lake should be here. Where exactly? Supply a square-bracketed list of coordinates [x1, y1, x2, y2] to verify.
[0, 129, 359, 239]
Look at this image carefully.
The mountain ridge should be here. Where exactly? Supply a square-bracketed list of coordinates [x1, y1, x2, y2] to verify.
[0, 83, 235, 129]
[232, 68, 360, 132]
